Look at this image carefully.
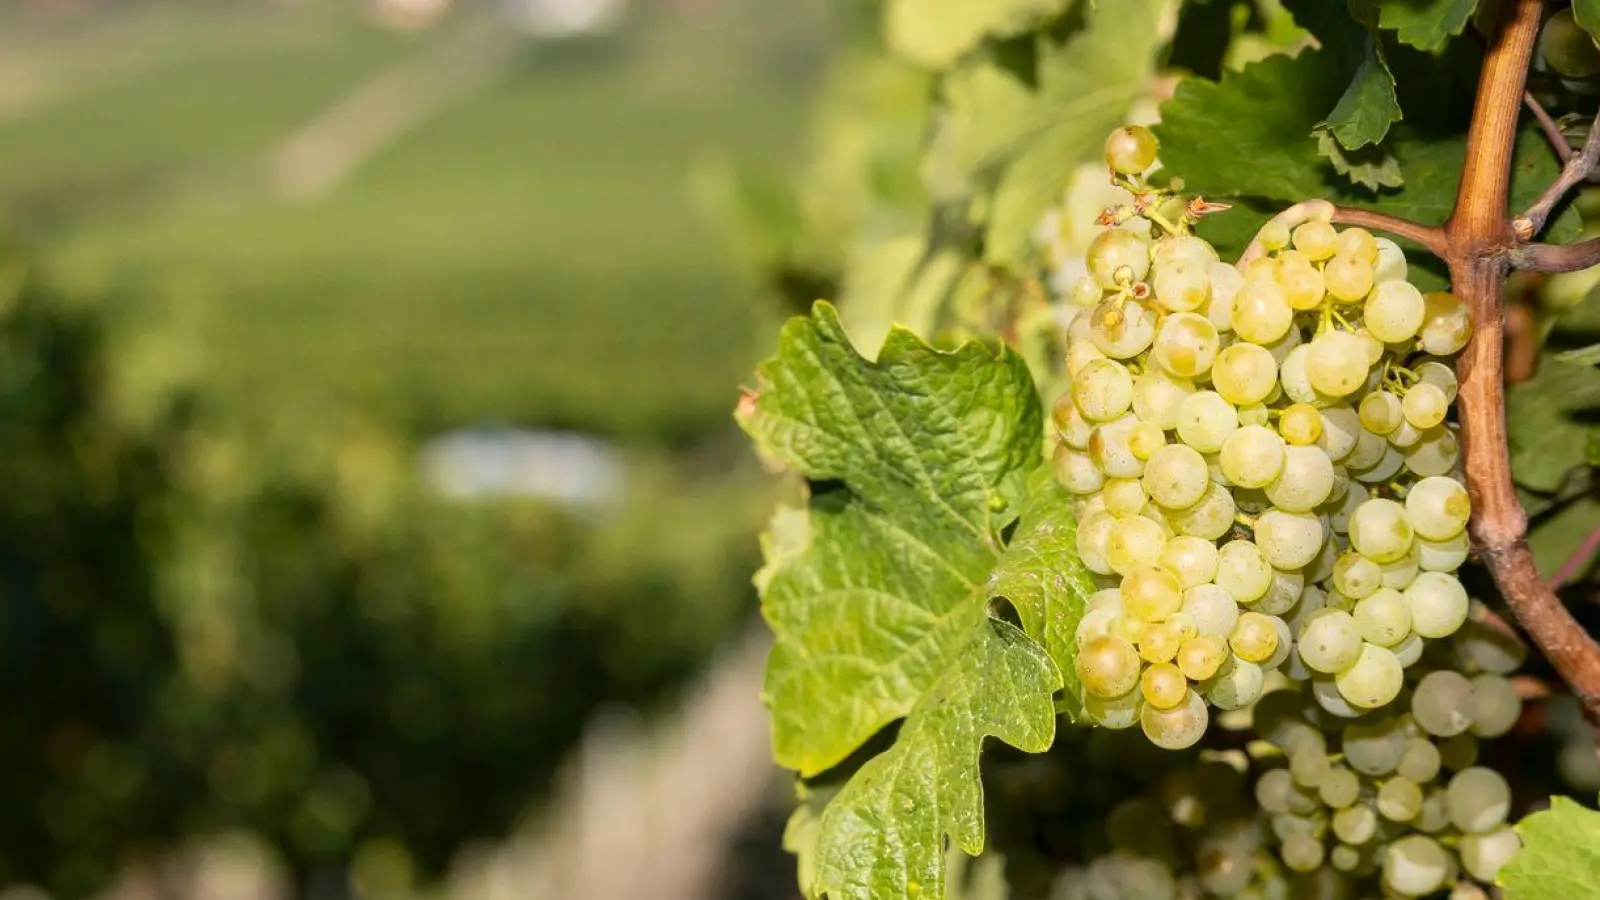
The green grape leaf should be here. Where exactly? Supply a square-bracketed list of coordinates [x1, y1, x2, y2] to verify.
[1156, 49, 1577, 242]
[738, 302, 1066, 773]
[1579, 1, 1600, 43]
[1283, 0, 1400, 150]
[1317, 127, 1405, 190]
[1508, 358, 1600, 492]
[885, 0, 1073, 70]
[1499, 795, 1600, 899]
[1557, 343, 1600, 366]
[1528, 493, 1600, 581]
[1374, 0, 1479, 52]
[941, 0, 1177, 268]
[740, 303, 1094, 900]
[988, 467, 1094, 715]
[811, 619, 1056, 900]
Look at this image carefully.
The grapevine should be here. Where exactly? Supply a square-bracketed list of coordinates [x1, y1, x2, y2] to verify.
[734, 2, 1600, 899]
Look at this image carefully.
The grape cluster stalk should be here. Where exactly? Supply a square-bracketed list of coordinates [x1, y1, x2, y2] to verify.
[1029, 127, 1532, 897]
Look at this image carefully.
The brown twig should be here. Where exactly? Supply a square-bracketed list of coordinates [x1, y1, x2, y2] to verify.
[1525, 91, 1574, 164]
[1517, 107, 1600, 239]
[1515, 237, 1600, 272]
[1237, 200, 1449, 265]
[1448, 0, 1600, 721]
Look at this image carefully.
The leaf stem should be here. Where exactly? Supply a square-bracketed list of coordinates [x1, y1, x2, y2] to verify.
[1517, 109, 1600, 239]
[1524, 90, 1574, 164]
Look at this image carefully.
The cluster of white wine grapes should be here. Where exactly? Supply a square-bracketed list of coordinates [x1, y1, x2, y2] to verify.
[1052, 125, 1478, 753]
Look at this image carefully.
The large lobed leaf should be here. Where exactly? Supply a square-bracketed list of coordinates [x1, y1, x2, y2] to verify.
[1156, 43, 1577, 243]
[1373, 0, 1479, 53]
[739, 303, 1094, 899]
[1508, 357, 1600, 493]
[1284, 0, 1401, 152]
[1498, 795, 1600, 899]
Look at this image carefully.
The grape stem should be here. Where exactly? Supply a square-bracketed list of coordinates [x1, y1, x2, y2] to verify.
[1516, 101, 1600, 240]
[1238, 201, 1449, 264]
[1524, 91, 1573, 165]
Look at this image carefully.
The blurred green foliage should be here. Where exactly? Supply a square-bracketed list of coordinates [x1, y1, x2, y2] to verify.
[0, 242, 772, 896]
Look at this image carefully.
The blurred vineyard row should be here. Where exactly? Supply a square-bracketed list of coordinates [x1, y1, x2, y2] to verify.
[0, 0, 827, 896]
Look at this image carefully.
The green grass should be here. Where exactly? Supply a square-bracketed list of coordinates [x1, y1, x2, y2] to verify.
[0, 3, 824, 441]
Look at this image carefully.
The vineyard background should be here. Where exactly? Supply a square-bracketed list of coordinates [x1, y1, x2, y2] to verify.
[0, 0, 826, 897]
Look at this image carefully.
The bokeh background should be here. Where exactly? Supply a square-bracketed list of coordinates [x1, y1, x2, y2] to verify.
[0, 0, 829, 897]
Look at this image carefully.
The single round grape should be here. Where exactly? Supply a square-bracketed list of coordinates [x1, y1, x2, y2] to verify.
[1469, 673, 1521, 739]
[1312, 674, 1362, 718]
[1414, 360, 1460, 402]
[1383, 835, 1450, 898]
[1124, 566, 1185, 622]
[1073, 358, 1135, 422]
[1280, 344, 1319, 405]
[1306, 331, 1371, 397]
[1087, 229, 1152, 290]
[1140, 687, 1210, 750]
[1206, 262, 1243, 333]
[1387, 419, 1424, 449]
[1459, 826, 1521, 882]
[1279, 402, 1324, 445]
[1439, 732, 1480, 772]
[1102, 477, 1147, 517]
[1219, 424, 1286, 489]
[1138, 622, 1184, 664]
[1077, 607, 1120, 647]
[1354, 588, 1412, 647]
[1453, 613, 1528, 675]
[1065, 338, 1108, 376]
[1091, 297, 1159, 359]
[1106, 515, 1168, 576]
[1277, 251, 1327, 310]
[1175, 390, 1239, 453]
[1230, 611, 1282, 663]
[1299, 610, 1363, 674]
[1056, 400, 1095, 450]
[1076, 512, 1117, 575]
[1127, 420, 1167, 461]
[1202, 655, 1265, 710]
[1342, 420, 1388, 471]
[1255, 509, 1325, 570]
[1319, 765, 1361, 808]
[1365, 280, 1426, 343]
[1324, 251, 1375, 304]
[1256, 566, 1306, 616]
[1447, 767, 1511, 833]
[1105, 124, 1159, 174]
[1393, 632, 1425, 668]
[1069, 273, 1103, 308]
[1335, 226, 1379, 264]
[1160, 535, 1219, 588]
[1169, 482, 1237, 541]
[1377, 776, 1424, 822]
[1280, 833, 1325, 873]
[1333, 552, 1383, 600]
[1332, 803, 1379, 844]
[1264, 445, 1336, 512]
[1232, 278, 1295, 344]
[1289, 742, 1332, 788]
[1293, 220, 1337, 260]
[1541, 7, 1600, 78]
[1348, 498, 1414, 563]
[1152, 256, 1212, 312]
[1153, 312, 1221, 379]
[1176, 633, 1228, 681]
[1380, 545, 1422, 590]
[1374, 237, 1407, 282]
[1406, 476, 1470, 541]
[1141, 661, 1190, 710]
[1406, 571, 1469, 638]
[1088, 415, 1144, 479]
[1212, 342, 1279, 406]
[1417, 786, 1452, 833]
[1054, 444, 1106, 495]
[1418, 533, 1469, 572]
[1078, 635, 1142, 698]
[1217, 539, 1273, 604]
[1335, 642, 1403, 709]
[1329, 843, 1363, 874]
[1413, 670, 1476, 737]
[1132, 369, 1194, 429]
[1419, 291, 1473, 356]
[1143, 442, 1210, 510]
[1401, 382, 1449, 429]
[1084, 685, 1143, 729]
[1359, 390, 1404, 435]
[1182, 583, 1239, 637]
[1256, 767, 1295, 815]
[1404, 425, 1460, 477]
[1397, 737, 1442, 784]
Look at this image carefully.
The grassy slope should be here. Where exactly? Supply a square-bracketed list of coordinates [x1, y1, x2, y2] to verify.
[0, 2, 822, 441]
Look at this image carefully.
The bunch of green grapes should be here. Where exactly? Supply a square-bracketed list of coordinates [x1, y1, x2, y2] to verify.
[1053, 125, 1477, 750]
